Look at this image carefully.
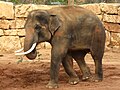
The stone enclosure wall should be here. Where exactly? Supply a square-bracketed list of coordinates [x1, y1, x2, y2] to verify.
[0, 1, 120, 53]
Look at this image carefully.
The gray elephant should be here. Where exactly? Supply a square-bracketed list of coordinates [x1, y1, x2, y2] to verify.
[15, 6, 106, 88]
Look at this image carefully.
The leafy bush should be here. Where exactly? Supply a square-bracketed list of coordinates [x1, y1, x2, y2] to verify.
[1, 0, 120, 4]
[1, 0, 68, 4]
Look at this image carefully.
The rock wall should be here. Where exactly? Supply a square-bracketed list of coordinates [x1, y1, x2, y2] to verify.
[0, 1, 120, 53]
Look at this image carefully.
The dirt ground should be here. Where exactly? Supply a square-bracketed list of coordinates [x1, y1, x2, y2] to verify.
[0, 49, 120, 90]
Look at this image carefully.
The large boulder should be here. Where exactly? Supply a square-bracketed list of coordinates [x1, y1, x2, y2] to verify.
[81, 4, 101, 15]
[103, 14, 120, 23]
[100, 3, 120, 14]
[4, 29, 17, 36]
[0, 20, 10, 29]
[17, 29, 25, 36]
[0, 1, 14, 19]
[15, 18, 26, 29]
[0, 36, 21, 53]
[15, 4, 34, 18]
[111, 33, 120, 46]
[104, 22, 120, 33]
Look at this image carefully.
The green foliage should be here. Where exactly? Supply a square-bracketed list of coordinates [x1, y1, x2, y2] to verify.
[1, 0, 68, 4]
[46, 0, 68, 5]
[10, 0, 19, 4]
[1, 0, 46, 4]
[1, 0, 119, 5]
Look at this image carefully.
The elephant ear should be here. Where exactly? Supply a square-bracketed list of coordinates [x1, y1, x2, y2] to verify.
[49, 15, 61, 35]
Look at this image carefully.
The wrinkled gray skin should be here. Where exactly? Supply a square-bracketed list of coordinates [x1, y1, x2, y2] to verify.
[24, 6, 106, 88]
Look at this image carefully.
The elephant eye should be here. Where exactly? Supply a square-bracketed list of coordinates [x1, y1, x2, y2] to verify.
[35, 24, 41, 31]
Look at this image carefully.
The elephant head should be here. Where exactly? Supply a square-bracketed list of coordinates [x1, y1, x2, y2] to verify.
[15, 10, 61, 59]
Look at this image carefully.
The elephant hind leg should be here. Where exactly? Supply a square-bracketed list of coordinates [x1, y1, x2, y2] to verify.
[90, 27, 105, 81]
[90, 50, 103, 82]
[62, 55, 79, 85]
[71, 50, 91, 81]
[90, 43, 104, 82]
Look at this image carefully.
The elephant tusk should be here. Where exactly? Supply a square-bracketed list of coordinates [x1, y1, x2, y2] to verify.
[15, 43, 37, 55]
[15, 48, 24, 53]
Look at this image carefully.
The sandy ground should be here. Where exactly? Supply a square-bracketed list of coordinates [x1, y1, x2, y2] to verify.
[0, 49, 120, 90]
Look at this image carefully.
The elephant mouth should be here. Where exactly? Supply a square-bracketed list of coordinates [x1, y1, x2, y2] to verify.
[15, 43, 37, 59]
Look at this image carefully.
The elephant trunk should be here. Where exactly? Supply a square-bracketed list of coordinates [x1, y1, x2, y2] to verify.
[15, 27, 38, 60]
[24, 42, 37, 60]
[24, 28, 38, 60]
[15, 42, 37, 60]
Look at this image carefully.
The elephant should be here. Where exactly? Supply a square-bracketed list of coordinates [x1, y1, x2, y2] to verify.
[15, 6, 106, 88]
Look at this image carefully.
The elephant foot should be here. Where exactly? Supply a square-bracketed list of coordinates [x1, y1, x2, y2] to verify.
[82, 75, 89, 81]
[69, 77, 80, 85]
[93, 75, 103, 82]
[46, 81, 58, 89]
[82, 73, 91, 81]
[88, 75, 103, 82]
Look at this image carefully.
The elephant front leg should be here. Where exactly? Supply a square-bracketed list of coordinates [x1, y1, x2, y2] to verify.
[46, 62, 59, 89]
[62, 55, 79, 85]
[46, 47, 67, 88]
[46, 57, 60, 88]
